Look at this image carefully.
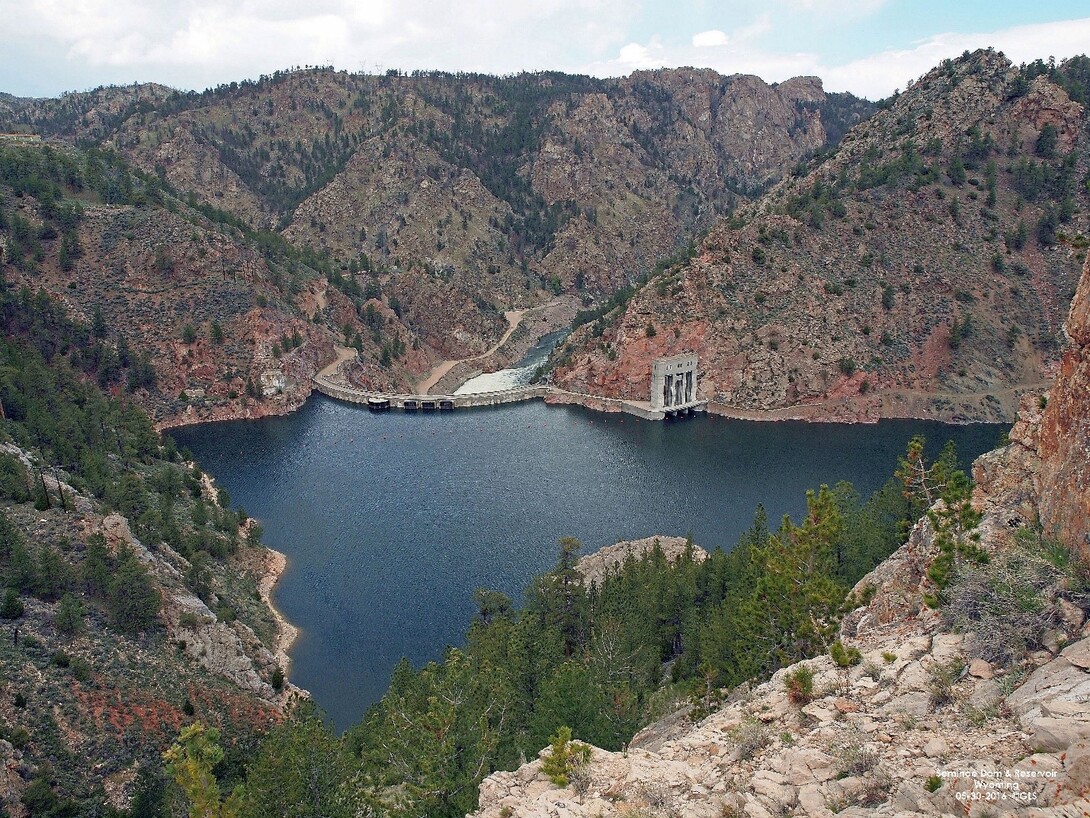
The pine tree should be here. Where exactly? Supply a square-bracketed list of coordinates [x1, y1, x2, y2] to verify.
[54, 593, 84, 637]
[240, 707, 352, 818]
[35, 546, 70, 601]
[82, 535, 111, 596]
[0, 588, 25, 620]
[91, 304, 107, 338]
[108, 546, 160, 633]
[749, 486, 845, 669]
[163, 723, 242, 818]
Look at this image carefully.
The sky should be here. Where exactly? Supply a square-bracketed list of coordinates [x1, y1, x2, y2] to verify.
[1, 0, 1089, 101]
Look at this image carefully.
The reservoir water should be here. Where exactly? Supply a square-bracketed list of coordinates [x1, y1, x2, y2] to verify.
[170, 397, 1005, 730]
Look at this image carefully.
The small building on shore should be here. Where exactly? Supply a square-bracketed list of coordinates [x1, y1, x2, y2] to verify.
[260, 370, 286, 397]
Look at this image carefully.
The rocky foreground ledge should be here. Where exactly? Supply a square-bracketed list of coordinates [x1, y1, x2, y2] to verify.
[473, 528, 1090, 818]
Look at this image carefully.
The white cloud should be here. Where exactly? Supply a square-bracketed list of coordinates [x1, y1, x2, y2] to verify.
[589, 15, 1090, 100]
[147, 10, 354, 69]
[822, 17, 1090, 98]
[1, 0, 1089, 100]
[776, 0, 886, 15]
[0, 0, 637, 92]
[616, 41, 669, 71]
[692, 29, 729, 48]
[12, 0, 156, 44]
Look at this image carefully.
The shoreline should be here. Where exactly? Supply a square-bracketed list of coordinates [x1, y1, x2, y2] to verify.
[154, 370, 1035, 436]
[257, 546, 300, 679]
[155, 388, 313, 433]
[149, 287, 1039, 432]
[546, 389, 1021, 426]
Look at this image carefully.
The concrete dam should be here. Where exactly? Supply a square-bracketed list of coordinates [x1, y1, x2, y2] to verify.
[311, 354, 706, 419]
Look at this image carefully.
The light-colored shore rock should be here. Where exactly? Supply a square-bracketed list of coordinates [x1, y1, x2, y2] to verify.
[97, 505, 299, 704]
[575, 535, 708, 588]
[257, 546, 300, 677]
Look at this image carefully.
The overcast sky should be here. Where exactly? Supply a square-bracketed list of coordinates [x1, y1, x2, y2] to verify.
[2, 0, 1089, 101]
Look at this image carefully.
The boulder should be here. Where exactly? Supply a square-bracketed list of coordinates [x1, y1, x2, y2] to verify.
[890, 781, 938, 814]
[1043, 629, 1066, 654]
[896, 661, 930, 692]
[1026, 716, 1090, 753]
[1059, 599, 1086, 631]
[1063, 740, 1090, 797]
[101, 514, 154, 564]
[900, 636, 934, 661]
[750, 770, 797, 808]
[629, 704, 696, 752]
[1006, 657, 1090, 719]
[1041, 699, 1090, 719]
[930, 634, 964, 664]
[882, 692, 931, 718]
[968, 658, 995, 679]
[1062, 637, 1090, 670]
[796, 783, 831, 817]
[922, 737, 948, 759]
[1013, 753, 1066, 806]
[743, 794, 776, 818]
[773, 748, 839, 785]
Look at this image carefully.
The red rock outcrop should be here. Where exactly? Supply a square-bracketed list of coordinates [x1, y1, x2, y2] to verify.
[1037, 254, 1090, 557]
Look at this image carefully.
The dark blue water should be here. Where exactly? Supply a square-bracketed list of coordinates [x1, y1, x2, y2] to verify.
[170, 397, 1005, 730]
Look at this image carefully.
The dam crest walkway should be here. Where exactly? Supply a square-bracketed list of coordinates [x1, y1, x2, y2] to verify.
[312, 366, 704, 420]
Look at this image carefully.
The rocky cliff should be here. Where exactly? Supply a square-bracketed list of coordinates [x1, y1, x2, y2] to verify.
[552, 50, 1089, 423]
[1037, 256, 1090, 556]
[973, 248, 1090, 558]
[574, 535, 708, 589]
[469, 249, 1090, 818]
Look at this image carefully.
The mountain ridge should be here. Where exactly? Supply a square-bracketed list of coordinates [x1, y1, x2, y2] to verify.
[551, 49, 1089, 423]
[1, 65, 876, 427]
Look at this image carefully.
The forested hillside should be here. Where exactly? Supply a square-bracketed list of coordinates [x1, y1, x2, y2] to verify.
[0, 282, 291, 814]
[0, 138, 458, 425]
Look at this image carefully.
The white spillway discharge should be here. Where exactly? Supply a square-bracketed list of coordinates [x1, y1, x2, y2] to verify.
[454, 329, 568, 395]
[454, 367, 529, 394]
